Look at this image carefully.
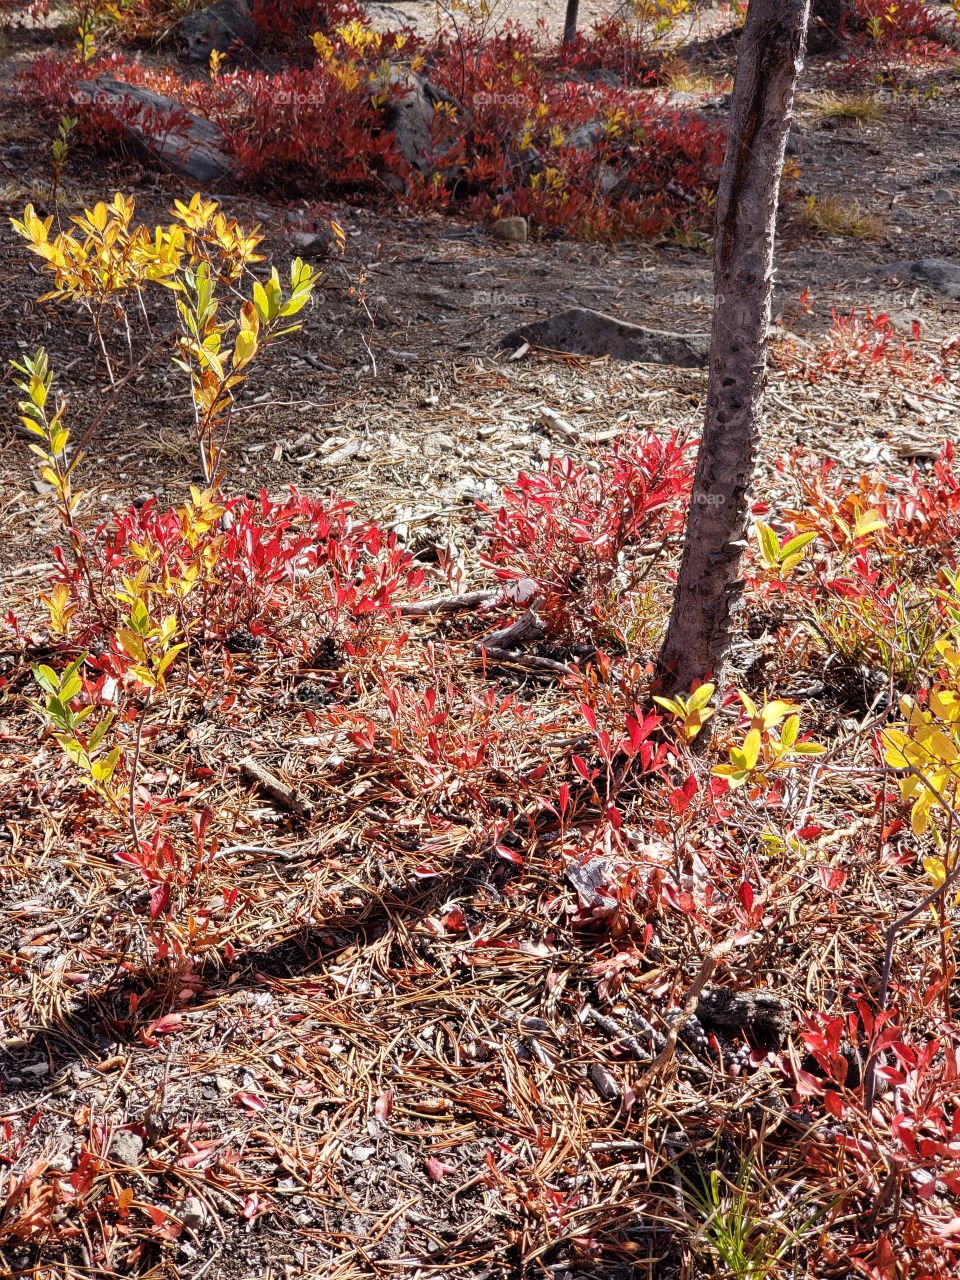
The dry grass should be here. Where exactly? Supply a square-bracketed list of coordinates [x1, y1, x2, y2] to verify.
[800, 194, 887, 240]
[812, 92, 885, 125]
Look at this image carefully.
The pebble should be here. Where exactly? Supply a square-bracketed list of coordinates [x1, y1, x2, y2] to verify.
[179, 1195, 206, 1231]
[491, 216, 528, 245]
[108, 1129, 144, 1165]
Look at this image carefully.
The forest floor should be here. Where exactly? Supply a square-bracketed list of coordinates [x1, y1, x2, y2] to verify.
[0, 3, 959, 1279]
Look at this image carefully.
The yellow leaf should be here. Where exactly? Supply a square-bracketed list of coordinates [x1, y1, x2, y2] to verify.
[923, 856, 947, 889]
[741, 728, 762, 771]
[760, 699, 796, 730]
[687, 682, 716, 713]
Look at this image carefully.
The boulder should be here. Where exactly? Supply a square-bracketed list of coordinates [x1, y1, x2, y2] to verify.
[384, 70, 464, 178]
[179, 0, 255, 63]
[73, 79, 234, 186]
[876, 258, 960, 301]
[499, 307, 710, 368]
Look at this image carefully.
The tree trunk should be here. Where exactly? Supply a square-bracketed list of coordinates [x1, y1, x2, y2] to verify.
[656, 0, 810, 697]
[562, 0, 579, 47]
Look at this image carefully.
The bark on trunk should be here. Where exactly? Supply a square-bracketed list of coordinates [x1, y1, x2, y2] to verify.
[562, 0, 579, 47]
[656, 0, 810, 697]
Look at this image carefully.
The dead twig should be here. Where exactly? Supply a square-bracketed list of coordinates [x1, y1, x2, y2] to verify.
[399, 589, 497, 617]
[238, 757, 313, 820]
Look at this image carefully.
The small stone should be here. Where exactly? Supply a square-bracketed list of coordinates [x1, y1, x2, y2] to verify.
[351, 1145, 376, 1162]
[288, 229, 333, 258]
[588, 1062, 620, 1100]
[491, 216, 528, 245]
[108, 1129, 144, 1165]
[179, 1195, 206, 1231]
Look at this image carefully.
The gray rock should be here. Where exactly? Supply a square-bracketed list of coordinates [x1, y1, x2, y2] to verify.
[563, 67, 623, 89]
[288, 228, 334, 258]
[491, 215, 527, 244]
[73, 79, 234, 186]
[108, 1129, 144, 1166]
[179, 1195, 207, 1231]
[499, 307, 710, 368]
[566, 122, 604, 152]
[179, 0, 255, 63]
[876, 258, 960, 300]
[384, 70, 463, 179]
[566, 855, 618, 914]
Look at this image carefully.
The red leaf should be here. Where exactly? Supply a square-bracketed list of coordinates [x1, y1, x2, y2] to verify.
[572, 755, 592, 781]
[426, 1156, 453, 1182]
[495, 845, 523, 866]
[374, 1089, 394, 1121]
[149, 1013, 183, 1037]
[233, 1091, 267, 1112]
[558, 782, 570, 817]
[824, 1090, 845, 1120]
[443, 907, 466, 933]
[148, 884, 171, 920]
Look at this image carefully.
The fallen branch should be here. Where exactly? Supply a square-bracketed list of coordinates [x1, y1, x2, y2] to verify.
[399, 589, 497, 617]
[480, 608, 546, 652]
[583, 1005, 656, 1061]
[238, 757, 313, 820]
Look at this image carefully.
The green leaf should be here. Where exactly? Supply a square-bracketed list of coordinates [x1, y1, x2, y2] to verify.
[278, 292, 311, 319]
[756, 522, 781, 567]
[252, 279, 270, 322]
[232, 328, 257, 370]
[780, 714, 799, 750]
[781, 531, 817, 558]
[59, 674, 83, 704]
[155, 643, 186, 682]
[741, 728, 762, 770]
[33, 664, 59, 694]
[87, 712, 115, 754]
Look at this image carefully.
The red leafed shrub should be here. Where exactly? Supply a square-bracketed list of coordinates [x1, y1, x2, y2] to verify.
[794, 1005, 960, 1274]
[774, 304, 959, 391]
[856, 0, 943, 43]
[18, 54, 397, 193]
[425, 26, 724, 237]
[784, 445, 960, 561]
[552, 15, 657, 82]
[250, 0, 365, 44]
[17, 19, 725, 241]
[193, 67, 395, 189]
[326, 666, 554, 821]
[52, 488, 424, 658]
[481, 433, 692, 645]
